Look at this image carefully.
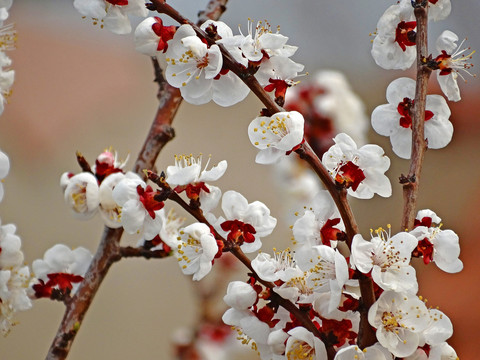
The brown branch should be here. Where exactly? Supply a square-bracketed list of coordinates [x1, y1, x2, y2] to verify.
[119, 246, 171, 259]
[401, 1, 432, 231]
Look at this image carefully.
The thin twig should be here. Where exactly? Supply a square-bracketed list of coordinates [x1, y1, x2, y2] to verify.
[401, 1, 432, 231]
[119, 246, 171, 259]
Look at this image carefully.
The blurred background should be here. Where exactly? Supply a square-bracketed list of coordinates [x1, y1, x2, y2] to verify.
[0, 0, 479, 358]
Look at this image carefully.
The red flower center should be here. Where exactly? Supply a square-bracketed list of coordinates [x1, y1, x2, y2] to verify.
[397, 97, 434, 129]
[395, 21, 417, 51]
[434, 50, 453, 75]
[174, 182, 210, 201]
[220, 220, 256, 245]
[137, 185, 164, 219]
[106, 0, 128, 6]
[320, 218, 345, 246]
[335, 161, 365, 191]
[33, 273, 84, 299]
[151, 17, 176, 53]
[417, 238, 434, 265]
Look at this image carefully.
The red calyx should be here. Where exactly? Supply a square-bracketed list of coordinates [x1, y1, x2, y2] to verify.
[174, 182, 210, 201]
[106, 0, 128, 5]
[434, 50, 453, 75]
[398, 97, 434, 129]
[152, 17, 176, 53]
[264, 78, 289, 100]
[220, 220, 256, 245]
[137, 185, 164, 219]
[33, 273, 84, 299]
[320, 218, 345, 246]
[320, 318, 357, 347]
[335, 161, 365, 191]
[414, 216, 433, 228]
[395, 21, 417, 51]
[417, 238, 434, 265]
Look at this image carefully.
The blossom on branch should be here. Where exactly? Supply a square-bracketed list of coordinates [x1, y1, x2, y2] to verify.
[0, 218, 31, 335]
[371, 77, 453, 159]
[166, 154, 226, 204]
[368, 291, 430, 358]
[248, 111, 305, 164]
[351, 227, 418, 293]
[63, 172, 100, 220]
[175, 223, 218, 281]
[434, 30, 475, 102]
[112, 174, 164, 240]
[371, 2, 416, 70]
[322, 133, 391, 199]
[134, 17, 176, 56]
[31, 244, 92, 299]
[212, 191, 276, 253]
[73, 0, 148, 34]
[409, 209, 463, 273]
[165, 24, 249, 107]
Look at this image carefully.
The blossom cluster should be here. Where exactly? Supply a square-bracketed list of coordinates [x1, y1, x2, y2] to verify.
[220, 204, 461, 359]
[134, 18, 304, 107]
[0, 0, 469, 359]
[0, 153, 32, 334]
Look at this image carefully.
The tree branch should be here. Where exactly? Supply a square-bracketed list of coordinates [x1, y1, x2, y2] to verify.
[401, 1, 432, 231]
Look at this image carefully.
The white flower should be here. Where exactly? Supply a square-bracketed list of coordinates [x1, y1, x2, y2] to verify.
[31, 244, 92, 297]
[251, 250, 296, 283]
[134, 17, 176, 56]
[63, 172, 100, 220]
[0, 52, 14, 116]
[215, 190, 277, 253]
[351, 229, 418, 293]
[255, 56, 305, 99]
[236, 20, 295, 62]
[409, 213, 462, 273]
[0, 221, 23, 268]
[285, 326, 328, 360]
[434, 30, 475, 102]
[248, 111, 305, 164]
[423, 308, 453, 346]
[223, 281, 257, 310]
[292, 190, 344, 264]
[0, 265, 32, 336]
[175, 223, 218, 281]
[322, 133, 391, 199]
[112, 175, 164, 240]
[305, 246, 349, 312]
[371, 2, 416, 70]
[368, 291, 430, 358]
[166, 154, 227, 187]
[98, 172, 126, 228]
[429, 342, 458, 359]
[73, 0, 148, 34]
[0, 149, 9, 202]
[371, 77, 453, 159]
[334, 343, 393, 360]
[200, 20, 251, 106]
[165, 24, 246, 107]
